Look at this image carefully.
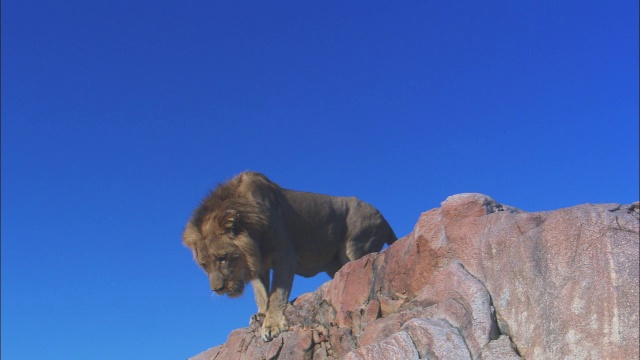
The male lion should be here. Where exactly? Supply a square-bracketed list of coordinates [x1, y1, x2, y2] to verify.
[182, 172, 396, 341]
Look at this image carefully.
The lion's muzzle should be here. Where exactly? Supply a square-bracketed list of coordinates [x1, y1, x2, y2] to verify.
[211, 285, 225, 294]
[213, 281, 245, 297]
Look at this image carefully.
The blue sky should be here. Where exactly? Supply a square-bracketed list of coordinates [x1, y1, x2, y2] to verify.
[2, 1, 638, 359]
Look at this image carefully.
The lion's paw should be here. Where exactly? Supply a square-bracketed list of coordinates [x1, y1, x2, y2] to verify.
[250, 313, 265, 328]
[261, 313, 287, 342]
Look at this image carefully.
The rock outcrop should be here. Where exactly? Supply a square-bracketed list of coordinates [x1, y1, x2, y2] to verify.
[189, 194, 639, 360]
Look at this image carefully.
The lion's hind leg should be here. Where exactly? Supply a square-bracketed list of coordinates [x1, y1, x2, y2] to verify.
[343, 236, 369, 263]
[343, 225, 392, 262]
[325, 256, 344, 279]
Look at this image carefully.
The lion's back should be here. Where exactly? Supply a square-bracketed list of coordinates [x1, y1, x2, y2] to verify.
[279, 189, 395, 254]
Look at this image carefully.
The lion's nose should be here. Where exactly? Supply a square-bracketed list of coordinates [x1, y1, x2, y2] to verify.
[211, 283, 225, 293]
[210, 276, 225, 292]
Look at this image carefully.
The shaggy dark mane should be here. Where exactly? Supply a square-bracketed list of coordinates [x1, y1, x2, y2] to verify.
[188, 172, 280, 238]
[190, 179, 241, 231]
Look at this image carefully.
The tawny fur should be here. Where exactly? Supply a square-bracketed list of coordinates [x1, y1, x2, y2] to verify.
[183, 171, 396, 341]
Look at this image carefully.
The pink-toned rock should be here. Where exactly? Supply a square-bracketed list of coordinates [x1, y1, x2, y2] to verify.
[344, 331, 420, 360]
[373, 208, 444, 302]
[264, 335, 285, 360]
[377, 292, 407, 317]
[188, 194, 639, 360]
[200, 327, 265, 360]
[362, 298, 381, 324]
[269, 327, 314, 360]
[325, 254, 376, 328]
[436, 195, 640, 359]
[188, 345, 221, 360]
[480, 335, 521, 360]
[358, 310, 406, 347]
[409, 261, 499, 358]
[327, 326, 356, 358]
[402, 318, 471, 359]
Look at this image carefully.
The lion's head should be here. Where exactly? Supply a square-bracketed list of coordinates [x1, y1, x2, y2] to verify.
[183, 209, 260, 297]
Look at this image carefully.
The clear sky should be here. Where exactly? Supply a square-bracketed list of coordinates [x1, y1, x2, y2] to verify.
[2, 1, 638, 359]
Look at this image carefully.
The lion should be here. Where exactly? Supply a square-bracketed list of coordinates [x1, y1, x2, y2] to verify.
[182, 171, 396, 341]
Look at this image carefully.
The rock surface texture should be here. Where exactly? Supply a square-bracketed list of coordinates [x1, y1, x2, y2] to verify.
[189, 194, 639, 360]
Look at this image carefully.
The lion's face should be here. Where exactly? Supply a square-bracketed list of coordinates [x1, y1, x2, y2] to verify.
[183, 212, 255, 297]
[196, 237, 251, 297]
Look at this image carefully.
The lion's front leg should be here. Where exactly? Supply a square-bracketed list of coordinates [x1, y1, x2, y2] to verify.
[250, 270, 270, 328]
[262, 302, 288, 342]
[252, 270, 270, 314]
[261, 252, 295, 342]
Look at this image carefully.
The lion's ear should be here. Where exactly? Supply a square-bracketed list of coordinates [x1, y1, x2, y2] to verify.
[220, 209, 240, 234]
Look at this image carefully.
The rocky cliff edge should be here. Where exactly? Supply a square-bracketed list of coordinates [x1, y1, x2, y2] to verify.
[190, 193, 639, 360]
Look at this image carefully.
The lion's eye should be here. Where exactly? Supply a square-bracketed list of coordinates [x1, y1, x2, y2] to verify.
[218, 255, 228, 263]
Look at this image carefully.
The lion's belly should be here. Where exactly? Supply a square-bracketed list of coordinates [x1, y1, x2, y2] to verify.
[294, 249, 338, 277]
[295, 265, 328, 278]
[295, 265, 323, 278]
